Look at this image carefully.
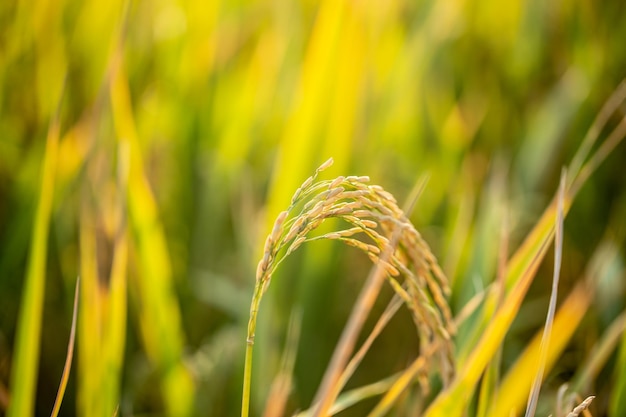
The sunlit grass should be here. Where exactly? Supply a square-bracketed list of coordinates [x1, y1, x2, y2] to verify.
[7, 98, 62, 417]
[1, 0, 626, 416]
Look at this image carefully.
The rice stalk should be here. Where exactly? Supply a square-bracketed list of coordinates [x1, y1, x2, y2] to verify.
[242, 158, 454, 417]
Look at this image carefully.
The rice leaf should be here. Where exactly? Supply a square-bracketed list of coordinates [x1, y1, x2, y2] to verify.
[7, 94, 62, 417]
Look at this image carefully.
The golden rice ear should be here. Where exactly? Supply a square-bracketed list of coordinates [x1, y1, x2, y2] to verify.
[243, 162, 454, 417]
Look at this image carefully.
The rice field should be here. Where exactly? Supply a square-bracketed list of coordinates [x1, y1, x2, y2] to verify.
[1, 0, 626, 416]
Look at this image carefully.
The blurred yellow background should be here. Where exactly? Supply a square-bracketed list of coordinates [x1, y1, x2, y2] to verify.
[1, 0, 625, 415]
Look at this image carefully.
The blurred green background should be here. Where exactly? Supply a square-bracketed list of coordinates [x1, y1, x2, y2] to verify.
[1, 0, 626, 415]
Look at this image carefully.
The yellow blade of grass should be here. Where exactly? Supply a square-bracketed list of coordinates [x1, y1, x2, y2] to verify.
[101, 141, 130, 416]
[476, 348, 502, 417]
[75, 127, 125, 417]
[486, 281, 592, 417]
[7, 92, 62, 417]
[449, 80, 626, 416]
[77, 170, 128, 417]
[455, 251, 508, 370]
[50, 277, 79, 417]
[110, 57, 194, 417]
[78, 198, 104, 416]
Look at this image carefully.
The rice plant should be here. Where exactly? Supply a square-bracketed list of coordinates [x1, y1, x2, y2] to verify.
[242, 158, 454, 416]
[2, 1, 626, 416]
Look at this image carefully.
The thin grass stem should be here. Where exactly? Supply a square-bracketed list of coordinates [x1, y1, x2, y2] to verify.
[524, 170, 566, 417]
[50, 277, 80, 417]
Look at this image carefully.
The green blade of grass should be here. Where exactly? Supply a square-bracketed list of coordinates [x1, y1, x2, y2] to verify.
[7, 93, 62, 417]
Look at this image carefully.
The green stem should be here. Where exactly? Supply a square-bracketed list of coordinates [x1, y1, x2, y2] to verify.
[242, 283, 263, 417]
